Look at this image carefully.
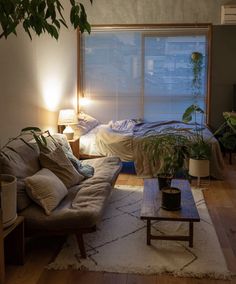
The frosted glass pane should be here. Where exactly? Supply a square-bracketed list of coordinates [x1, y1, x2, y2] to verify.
[144, 35, 207, 122]
[83, 31, 142, 122]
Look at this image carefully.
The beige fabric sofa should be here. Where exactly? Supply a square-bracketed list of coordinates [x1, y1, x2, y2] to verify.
[0, 134, 121, 258]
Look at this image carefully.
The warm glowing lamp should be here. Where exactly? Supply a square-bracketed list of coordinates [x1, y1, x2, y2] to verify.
[58, 109, 77, 140]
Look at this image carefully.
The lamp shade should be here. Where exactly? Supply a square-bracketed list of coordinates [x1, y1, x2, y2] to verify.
[58, 109, 77, 125]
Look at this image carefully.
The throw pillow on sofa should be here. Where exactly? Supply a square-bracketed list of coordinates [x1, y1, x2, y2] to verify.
[39, 146, 84, 188]
[25, 168, 68, 215]
[49, 133, 95, 179]
[62, 148, 94, 178]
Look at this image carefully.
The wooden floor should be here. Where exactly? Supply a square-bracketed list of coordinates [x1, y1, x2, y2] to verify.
[5, 157, 236, 284]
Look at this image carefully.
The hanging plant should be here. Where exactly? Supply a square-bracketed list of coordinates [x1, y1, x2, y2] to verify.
[0, 0, 93, 40]
[190, 51, 203, 97]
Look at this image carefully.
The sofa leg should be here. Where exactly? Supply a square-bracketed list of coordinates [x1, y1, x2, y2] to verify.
[76, 233, 86, 258]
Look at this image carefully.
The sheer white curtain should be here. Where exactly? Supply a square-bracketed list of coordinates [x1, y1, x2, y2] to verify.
[81, 26, 209, 123]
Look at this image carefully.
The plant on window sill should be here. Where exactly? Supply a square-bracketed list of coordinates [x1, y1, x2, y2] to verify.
[0, 0, 93, 40]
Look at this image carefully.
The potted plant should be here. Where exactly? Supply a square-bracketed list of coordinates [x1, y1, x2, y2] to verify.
[143, 133, 189, 210]
[182, 51, 211, 184]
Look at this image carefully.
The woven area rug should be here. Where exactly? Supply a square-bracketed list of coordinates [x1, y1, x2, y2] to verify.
[48, 185, 231, 279]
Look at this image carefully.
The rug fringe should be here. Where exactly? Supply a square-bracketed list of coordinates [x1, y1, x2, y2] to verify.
[47, 263, 232, 280]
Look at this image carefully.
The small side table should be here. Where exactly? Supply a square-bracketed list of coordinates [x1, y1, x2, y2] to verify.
[0, 216, 25, 284]
[68, 137, 80, 159]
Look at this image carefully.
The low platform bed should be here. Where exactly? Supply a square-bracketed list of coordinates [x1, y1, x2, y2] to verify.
[78, 116, 225, 180]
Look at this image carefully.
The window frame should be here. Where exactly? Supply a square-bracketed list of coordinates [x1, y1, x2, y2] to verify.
[77, 24, 212, 124]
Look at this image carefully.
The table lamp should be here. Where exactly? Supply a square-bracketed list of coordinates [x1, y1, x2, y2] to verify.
[58, 109, 77, 140]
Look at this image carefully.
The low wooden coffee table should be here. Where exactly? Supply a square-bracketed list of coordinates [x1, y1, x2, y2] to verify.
[140, 179, 200, 247]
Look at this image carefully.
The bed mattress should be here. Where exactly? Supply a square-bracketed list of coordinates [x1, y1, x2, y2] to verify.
[79, 120, 225, 180]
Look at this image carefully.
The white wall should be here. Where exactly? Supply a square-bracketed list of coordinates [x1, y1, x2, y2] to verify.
[1, 0, 236, 145]
[0, 1, 77, 145]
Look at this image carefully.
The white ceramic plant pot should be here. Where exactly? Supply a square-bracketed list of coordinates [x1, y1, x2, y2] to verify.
[189, 158, 210, 177]
[0, 174, 17, 228]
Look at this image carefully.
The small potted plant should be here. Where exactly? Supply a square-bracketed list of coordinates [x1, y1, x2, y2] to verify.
[182, 104, 211, 181]
[143, 133, 189, 210]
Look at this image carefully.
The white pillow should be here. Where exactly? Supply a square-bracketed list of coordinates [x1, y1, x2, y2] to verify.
[25, 168, 68, 215]
[74, 112, 99, 136]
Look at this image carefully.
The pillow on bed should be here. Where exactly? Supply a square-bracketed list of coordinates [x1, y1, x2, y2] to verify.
[75, 112, 99, 136]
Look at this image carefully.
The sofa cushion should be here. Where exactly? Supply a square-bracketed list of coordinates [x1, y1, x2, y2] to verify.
[0, 141, 40, 211]
[39, 146, 84, 188]
[80, 157, 122, 187]
[25, 168, 68, 215]
[20, 182, 112, 231]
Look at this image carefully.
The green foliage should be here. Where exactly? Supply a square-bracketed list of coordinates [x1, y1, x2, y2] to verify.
[182, 51, 211, 160]
[143, 134, 189, 178]
[182, 104, 204, 124]
[0, 0, 93, 39]
[189, 137, 211, 160]
[215, 112, 236, 151]
[182, 103, 211, 160]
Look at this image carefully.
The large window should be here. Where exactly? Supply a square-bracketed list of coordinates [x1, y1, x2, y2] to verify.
[79, 25, 211, 123]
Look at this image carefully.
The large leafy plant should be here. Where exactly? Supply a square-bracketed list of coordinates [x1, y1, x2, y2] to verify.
[143, 133, 189, 178]
[0, 0, 93, 39]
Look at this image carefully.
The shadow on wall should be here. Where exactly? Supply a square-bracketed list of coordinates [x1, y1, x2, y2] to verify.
[211, 25, 236, 130]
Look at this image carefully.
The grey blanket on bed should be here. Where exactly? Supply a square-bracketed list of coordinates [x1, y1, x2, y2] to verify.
[95, 121, 225, 180]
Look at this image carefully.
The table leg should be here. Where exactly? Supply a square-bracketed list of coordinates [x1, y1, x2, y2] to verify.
[147, 220, 151, 245]
[189, 222, 194, 248]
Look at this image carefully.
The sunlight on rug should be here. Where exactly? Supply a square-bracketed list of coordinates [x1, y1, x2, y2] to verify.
[47, 185, 231, 279]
